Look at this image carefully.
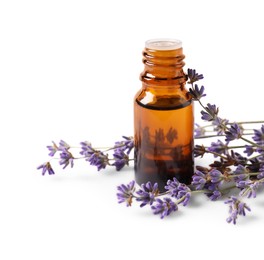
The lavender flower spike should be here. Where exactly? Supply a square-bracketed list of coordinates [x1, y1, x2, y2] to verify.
[232, 165, 249, 182]
[80, 141, 109, 171]
[225, 196, 251, 224]
[47, 141, 58, 157]
[257, 166, 264, 179]
[189, 84, 206, 100]
[113, 148, 129, 171]
[165, 178, 191, 206]
[136, 182, 159, 207]
[191, 170, 207, 190]
[208, 139, 228, 157]
[201, 103, 218, 121]
[117, 180, 136, 206]
[252, 125, 264, 145]
[88, 151, 109, 171]
[194, 145, 206, 158]
[187, 68, 204, 84]
[212, 117, 229, 135]
[207, 190, 222, 201]
[209, 169, 223, 183]
[59, 150, 74, 169]
[151, 197, 178, 219]
[37, 162, 55, 176]
[237, 179, 264, 198]
[58, 140, 70, 150]
[80, 141, 93, 157]
[225, 123, 243, 142]
[194, 123, 206, 138]
[114, 136, 134, 154]
[243, 145, 255, 157]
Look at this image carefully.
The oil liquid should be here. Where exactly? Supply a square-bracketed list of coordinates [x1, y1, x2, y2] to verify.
[134, 98, 193, 191]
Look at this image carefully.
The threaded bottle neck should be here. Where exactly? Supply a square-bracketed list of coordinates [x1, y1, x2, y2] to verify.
[140, 39, 186, 86]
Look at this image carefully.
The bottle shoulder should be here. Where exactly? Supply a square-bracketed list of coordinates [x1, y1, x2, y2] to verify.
[134, 86, 192, 110]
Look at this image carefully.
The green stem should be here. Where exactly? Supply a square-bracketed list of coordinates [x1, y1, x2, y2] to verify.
[204, 149, 228, 160]
[229, 120, 264, 125]
[228, 172, 259, 179]
[191, 189, 209, 194]
[204, 145, 245, 150]
[240, 136, 264, 149]
[248, 153, 263, 161]
[198, 121, 264, 130]
[195, 133, 253, 139]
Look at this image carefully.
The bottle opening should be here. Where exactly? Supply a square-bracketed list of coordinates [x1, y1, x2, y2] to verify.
[145, 38, 182, 50]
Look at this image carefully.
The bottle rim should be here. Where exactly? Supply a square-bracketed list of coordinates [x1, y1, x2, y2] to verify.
[145, 38, 182, 50]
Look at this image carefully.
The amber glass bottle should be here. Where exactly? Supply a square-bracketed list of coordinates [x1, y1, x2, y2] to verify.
[134, 39, 194, 191]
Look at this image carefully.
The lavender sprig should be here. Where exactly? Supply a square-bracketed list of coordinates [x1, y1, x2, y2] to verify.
[201, 103, 219, 121]
[225, 123, 243, 142]
[165, 178, 191, 206]
[187, 68, 204, 84]
[59, 149, 74, 169]
[225, 196, 251, 224]
[151, 198, 178, 219]
[37, 136, 134, 174]
[117, 180, 136, 206]
[136, 182, 159, 207]
[237, 178, 264, 198]
[188, 84, 206, 100]
[37, 162, 55, 176]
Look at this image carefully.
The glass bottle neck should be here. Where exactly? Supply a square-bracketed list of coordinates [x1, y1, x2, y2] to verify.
[140, 47, 187, 86]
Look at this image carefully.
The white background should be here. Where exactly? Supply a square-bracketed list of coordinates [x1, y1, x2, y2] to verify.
[1, 0, 264, 259]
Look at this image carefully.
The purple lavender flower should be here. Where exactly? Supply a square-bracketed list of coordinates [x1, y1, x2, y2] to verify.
[237, 179, 263, 198]
[165, 178, 191, 206]
[225, 196, 251, 224]
[113, 149, 129, 171]
[257, 172, 264, 179]
[80, 141, 109, 171]
[209, 169, 223, 183]
[252, 125, 264, 145]
[232, 165, 249, 182]
[256, 147, 264, 154]
[88, 151, 109, 171]
[47, 141, 59, 157]
[114, 136, 134, 154]
[151, 197, 178, 219]
[59, 150, 74, 169]
[208, 140, 228, 157]
[243, 145, 255, 157]
[201, 104, 218, 121]
[225, 123, 243, 142]
[257, 165, 264, 179]
[194, 145, 206, 158]
[206, 189, 222, 201]
[230, 151, 248, 166]
[247, 158, 261, 172]
[136, 182, 159, 207]
[194, 123, 206, 138]
[189, 84, 206, 100]
[37, 162, 55, 175]
[212, 117, 229, 135]
[187, 68, 204, 84]
[191, 170, 207, 190]
[117, 181, 135, 206]
[80, 141, 93, 157]
[58, 140, 70, 150]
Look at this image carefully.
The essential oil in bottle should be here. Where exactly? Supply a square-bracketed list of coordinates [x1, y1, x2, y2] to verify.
[134, 39, 194, 191]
